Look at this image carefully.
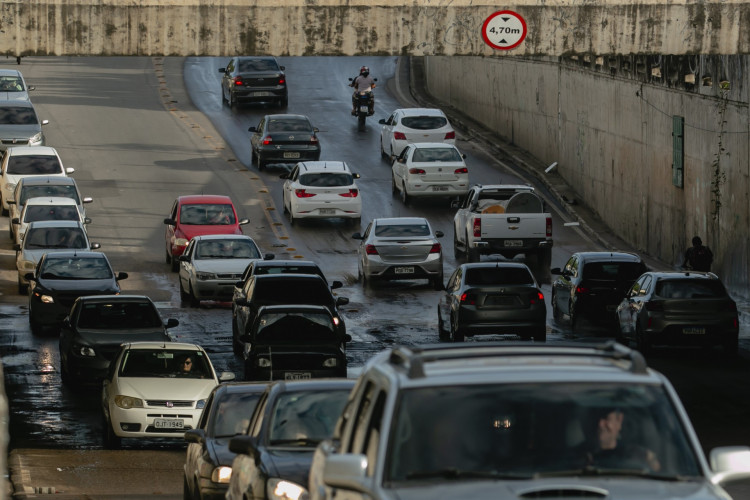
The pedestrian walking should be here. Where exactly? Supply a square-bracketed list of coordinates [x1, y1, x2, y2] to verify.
[682, 236, 713, 272]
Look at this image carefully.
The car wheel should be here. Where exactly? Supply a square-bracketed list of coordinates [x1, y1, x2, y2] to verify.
[569, 303, 580, 333]
[220, 86, 226, 105]
[103, 415, 122, 450]
[232, 322, 242, 356]
[532, 327, 547, 342]
[380, 139, 390, 162]
[450, 315, 465, 342]
[8, 223, 13, 241]
[552, 292, 562, 323]
[188, 284, 200, 308]
[431, 272, 444, 291]
[0, 197, 7, 217]
[723, 335, 739, 357]
[466, 233, 479, 263]
[60, 362, 72, 386]
[391, 174, 397, 195]
[179, 279, 190, 303]
[288, 208, 295, 226]
[17, 277, 27, 295]
[182, 476, 191, 500]
[635, 324, 652, 356]
[437, 306, 450, 342]
[453, 232, 465, 259]
[400, 182, 410, 205]
[228, 91, 237, 110]
[171, 254, 179, 273]
[28, 311, 42, 335]
[279, 97, 288, 108]
[257, 154, 266, 171]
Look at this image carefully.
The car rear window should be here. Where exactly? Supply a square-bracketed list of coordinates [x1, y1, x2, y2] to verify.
[583, 262, 646, 281]
[254, 278, 332, 306]
[374, 223, 430, 237]
[267, 119, 311, 133]
[7, 156, 62, 175]
[180, 203, 236, 225]
[24, 227, 86, 249]
[212, 392, 262, 437]
[78, 301, 162, 329]
[400, 115, 448, 130]
[256, 311, 335, 342]
[465, 267, 535, 286]
[239, 59, 279, 72]
[252, 265, 323, 277]
[40, 256, 112, 280]
[21, 185, 79, 204]
[24, 205, 79, 223]
[299, 173, 353, 187]
[0, 106, 37, 125]
[655, 279, 727, 299]
[412, 148, 462, 162]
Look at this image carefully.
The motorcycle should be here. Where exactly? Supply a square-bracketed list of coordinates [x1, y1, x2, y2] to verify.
[349, 78, 377, 132]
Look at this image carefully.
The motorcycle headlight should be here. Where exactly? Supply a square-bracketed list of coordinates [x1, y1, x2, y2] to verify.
[73, 343, 95, 357]
[196, 272, 216, 281]
[267, 478, 307, 500]
[113, 395, 144, 409]
[210, 466, 232, 484]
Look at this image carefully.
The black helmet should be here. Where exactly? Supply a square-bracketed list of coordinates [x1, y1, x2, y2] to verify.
[360, 65, 369, 75]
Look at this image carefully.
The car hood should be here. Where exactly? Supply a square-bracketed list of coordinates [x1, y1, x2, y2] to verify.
[0, 123, 41, 139]
[72, 329, 171, 347]
[37, 278, 119, 294]
[193, 259, 257, 274]
[178, 225, 242, 240]
[0, 91, 30, 101]
[251, 342, 345, 352]
[19, 248, 84, 264]
[265, 449, 314, 488]
[208, 437, 236, 467]
[114, 377, 217, 401]
[388, 477, 723, 500]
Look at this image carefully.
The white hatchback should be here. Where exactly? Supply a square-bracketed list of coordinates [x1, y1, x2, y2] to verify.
[391, 142, 469, 204]
[101, 341, 235, 449]
[12, 196, 89, 245]
[281, 161, 362, 226]
[0, 146, 72, 215]
[379, 108, 456, 160]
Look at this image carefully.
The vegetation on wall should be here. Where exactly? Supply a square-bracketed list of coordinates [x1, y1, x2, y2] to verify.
[710, 89, 729, 221]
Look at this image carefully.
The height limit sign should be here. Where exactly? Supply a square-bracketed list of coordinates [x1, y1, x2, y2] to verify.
[482, 10, 527, 50]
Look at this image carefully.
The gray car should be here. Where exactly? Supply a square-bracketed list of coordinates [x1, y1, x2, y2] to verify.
[0, 100, 48, 151]
[352, 217, 444, 289]
[0, 69, 34, 101]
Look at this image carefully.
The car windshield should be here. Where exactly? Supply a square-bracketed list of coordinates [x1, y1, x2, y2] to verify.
[583, 262, 646, 281]
[268, 390, 350, 446]
[465, 267, 535, 286]
[180, 203, 236, 225]
[411, 148, 462, 162]
[400, 115, 448, 130]
[655, 279, 726, 299]
[299, 173, 353, 187]
[0, 76, 24, 91]
[238, 59, 279, 72]
[211, 392, 263, 438]
[118, 349, 210, 379]
[255, 279, 333, 307]
[23, 227, 86, 249]
[39, 256, 113, 280]
[195, 239, 260, 259]
[23, 205, 79, 223]
[386, 383, 702, 482]
[7, 156, 62, 175]
[267, 119, 311, 133]
[0, 106, 37, 125]
[255, 312, 336, 343]
[374, 223, 430, 237]
[77, 301, 163, 329]
[20, 185, 79, 204]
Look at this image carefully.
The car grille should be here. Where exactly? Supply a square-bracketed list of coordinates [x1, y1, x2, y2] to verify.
[145, 425, 194, 434]
[1, 138, 30, 146]
[216, 273, 242, 280]
[145, 400, 194, 408]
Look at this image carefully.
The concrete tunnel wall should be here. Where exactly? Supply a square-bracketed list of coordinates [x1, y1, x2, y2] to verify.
[423, 54, 750, 292]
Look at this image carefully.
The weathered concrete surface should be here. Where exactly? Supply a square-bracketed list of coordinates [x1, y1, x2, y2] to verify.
[2, 0, 750, 57]
[423, 54, 750, 291]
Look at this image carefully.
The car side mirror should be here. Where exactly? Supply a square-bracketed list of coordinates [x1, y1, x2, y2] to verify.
[313, 127, 320, 133]
[90, 243, 101, 250]
[336, 297, 349, 306]
[348, 77, 354, 82]
[184, 429, 206, 445]
[61, 317, 71, 329]
[263, 253, 275, 261]
[163, 218, 175, 225]
[374, 78, 378, 82]
[13, 244, 20, 251]
[235, 298, 249, 307]
[165, 318, 179, 329]
[238, 218, 250, 225]
[450, 200, 460, 208]
[83, 217, 92, 224]
[351, 233, 363, 240]
[218, 67, 226, 73]
[219, 372, 235, 382]
[352, 173, 360, 179]
[279, 173, 289, 179]
[178, 255, 189, 262]
[248, 126, 257, 133]
[435, 231, 444, 238]
[64, 167, 73, 174]
[11, 218, 18, 225]
[331, 280, 343, 290]
[83, 197, 93, 204]
[116, 272, 128, 281]
[397, 157, 405, 164]
[378, 119, 387, 124]
[344, 334, 353, 343]
[550, 267, 563, 275]
[229, 435, 259, 457]
[279, 65, 285, 71]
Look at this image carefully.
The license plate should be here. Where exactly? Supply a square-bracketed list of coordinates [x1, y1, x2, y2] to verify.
[394, 267, 414, 274]
[484, 295, 515, 306]
[683, 327, 705, 335]
[432, 186, 449, 191]
[504, 240, 523, 247]
[283, 152, 300, 159]
[154, 418, 184, 429]
[319, 208, 335, 215]
[284, 372, 311, 380]
[359, 105, 369, 112]
[251, 91, 271, 96]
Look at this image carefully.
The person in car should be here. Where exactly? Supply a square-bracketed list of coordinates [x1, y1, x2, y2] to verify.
[208, 207, 231, 225]
[580, 408, 661, 471]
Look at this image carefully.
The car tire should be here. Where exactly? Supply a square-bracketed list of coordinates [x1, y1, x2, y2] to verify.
[380, 140, 390, 162]
[391, 175, 397, 195]
[466, 233, 479, 263]
[18, 278, 27, 295]
[170, 254, 179, 273]
[220, 86, 226, 105]
[400, 182, 410, 205]
[288, 208, 295, 226]
[453, 232, 465, 259]
[635, 324, 652, 356]
[179, 279, 190, 303]
[182, 476, 191, 500]
[431, 272, 443, 291]
[552, 292, 563, 323]
[279, 97, 288, 108]
[188, 284, 200, 308]
[228, 91, 237, 110]
[102, 415, 121, 450]
[437, 306, 450, 342]
[232, 323, 242, 356]
[60, 362, 72, 386]
[8, 223, 13, 241]
[257, 154, 266, 171]
[0, 197, 7, 217]
[569, 303, 580, 333]
[450, 315, 465, 342]
[28, 311, 42, 335]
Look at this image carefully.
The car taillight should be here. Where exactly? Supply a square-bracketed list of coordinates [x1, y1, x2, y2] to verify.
[278, 78, 285, 85]
[394, 132, 407, 140]
[472, 218, 481, 238]
[546, 217, 552, 237]
[262, 136, 272, 145]
[310, 135, 319, 143]
[409, 168, 426, 174]
[339, 189, 359, 198]
[233, 77, 243, 86]
[294, 189, 316, 198]
[429, 243, 441, 254]
[445, 131, 456, 140]
[365, 244, 378, 255]
[460, 293, 476, 305]
[575, 285, 590, 294]
[455, 167, 468, 174]
[530, 291, 544, 304]
[645, 301, 664, 311]
[726, 301, 738, 312]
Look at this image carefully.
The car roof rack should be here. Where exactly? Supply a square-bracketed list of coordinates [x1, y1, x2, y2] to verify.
[387, 341, 647, 379]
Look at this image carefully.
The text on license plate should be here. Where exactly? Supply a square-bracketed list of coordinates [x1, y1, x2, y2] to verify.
[251, 91, 272, 96]
[432, 186, 449, 191]
[394, 267, 414, 274]
[359, 105, 369, 112]
[319, 208, 335, 215]
[283, 152, 301, 159]
[683, 327, 705, 335]
[504, 240, 523, 247]
[154, 418, 184, 429]
[285, 372, 311, 380]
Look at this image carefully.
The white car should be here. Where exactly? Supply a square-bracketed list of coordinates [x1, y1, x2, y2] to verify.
[378, 108, 456, 160]
[0, 146, 72, 215]
[391, 142, 469, 204]
[101, 341, 235, 449]
[281, 161, 362, 226]
[15, 220, 99, 294]
[178, 234, 269, 306]
[12, 196, 90, 245]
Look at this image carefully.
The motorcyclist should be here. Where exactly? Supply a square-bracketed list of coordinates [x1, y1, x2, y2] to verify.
[350, 65, 376, 116]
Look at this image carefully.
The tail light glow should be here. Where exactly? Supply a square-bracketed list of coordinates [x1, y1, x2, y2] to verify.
[429, 243, 442, 254]
[394, 132, 407, 140]
[546, 217, 552, 237]
[294, 189, 316, 198]
[455, 167, 468, 174]
[445, 131, 456, 140]
[460, 293, 476, 305]
[262, 136, 272, 145]
[339, 189, 359, 198]
[233, 77, 243, 86]
[575, 286, 590, 294]
[472, 218, 481, 238]
[409, 168, 426, 174]
[365, 244, 378, 255]
[530, 291, 544, 304]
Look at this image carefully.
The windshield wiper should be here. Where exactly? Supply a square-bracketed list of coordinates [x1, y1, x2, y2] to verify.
[536, 467, 689, 481]
[405, 468, 532, 480]
[269, 438, 321, 447]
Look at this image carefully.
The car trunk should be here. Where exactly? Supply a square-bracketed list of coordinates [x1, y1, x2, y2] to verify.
[376, 238, 435, 263]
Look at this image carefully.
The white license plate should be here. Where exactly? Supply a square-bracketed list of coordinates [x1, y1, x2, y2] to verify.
[504, 240, 523, 247]
[394, 267, 414, 274]
[432, 186, 449, 191]
[154, 418, 184, 429]
[251, 91, 271, 96]
[284, 372, 311, 380]
[359, 105, 369, 112]
[319, 208, 335, 215]
[283, 152, 301, 159]
[683, 327, 705, 335]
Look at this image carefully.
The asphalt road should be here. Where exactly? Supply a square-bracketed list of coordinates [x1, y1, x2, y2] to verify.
[1, 56, 749, 498]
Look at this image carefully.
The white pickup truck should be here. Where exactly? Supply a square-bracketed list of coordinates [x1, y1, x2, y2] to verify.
[452, 184, 553, 265]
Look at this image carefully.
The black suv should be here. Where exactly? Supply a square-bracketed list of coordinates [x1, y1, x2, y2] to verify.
[231, 273, 348, 354]
[218, 56, 287, 109]
[551, 251, 647, 331]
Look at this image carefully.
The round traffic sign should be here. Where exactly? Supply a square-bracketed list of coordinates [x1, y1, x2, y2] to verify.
[482, 10, 528, 50]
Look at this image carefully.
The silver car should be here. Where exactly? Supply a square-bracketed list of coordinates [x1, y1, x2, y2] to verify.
[353, 217, 444, 289]
[0, 100, 48, 152]
[178, 234, 268, 306]
[0, 69, 34, 101]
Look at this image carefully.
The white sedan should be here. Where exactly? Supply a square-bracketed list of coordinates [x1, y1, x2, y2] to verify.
[378, 107, 456, 160]
[12, 196, 90, 245]
[391, 142, 469, 204]
[0, 145, 71, 215]
[178, 234, 270, 306]
[101, 341, 235, 449]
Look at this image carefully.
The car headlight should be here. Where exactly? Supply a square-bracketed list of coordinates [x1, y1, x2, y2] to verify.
[196, 399, 206, 409]
[256, 358, 271, 368]
[113, 395, 144, 409]
[174, 238, 188, 247]
[20, 260, 35, 270]
[73, 343, 95, 357]
[29, 132, 43, 144]
[4, 183, 15, 192]
[196, 272, 216, 281]
[322, 358, 339, 368]
[267, 478, 307, 500]
[210, 466, 232, 484]
[39, 294, 54, 304]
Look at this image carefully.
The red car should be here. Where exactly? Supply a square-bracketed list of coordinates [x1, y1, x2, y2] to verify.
[164, 195, 249, 272]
